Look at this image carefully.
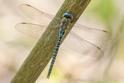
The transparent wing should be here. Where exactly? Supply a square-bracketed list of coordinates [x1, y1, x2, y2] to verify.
[16, 22, 108, 52]
[19, 3, 108, 39]
[15, 22, 46, 38]
[19, 4, 53, 24]
[73, 24, 108, 48]
[17, 3, 108, 56]
[60, 31, 104, 63]
[19, 3, 108, 44]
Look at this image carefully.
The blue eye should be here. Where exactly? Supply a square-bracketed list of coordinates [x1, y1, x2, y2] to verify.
[63, 12, 73, 20]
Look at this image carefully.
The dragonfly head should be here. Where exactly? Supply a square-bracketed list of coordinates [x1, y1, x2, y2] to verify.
[63, 12, 73, 21]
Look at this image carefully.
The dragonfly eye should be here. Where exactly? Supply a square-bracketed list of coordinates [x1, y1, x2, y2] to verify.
[63, 12, 73, 20]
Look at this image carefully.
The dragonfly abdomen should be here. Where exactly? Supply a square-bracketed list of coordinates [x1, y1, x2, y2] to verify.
[47, 12, 73, 78]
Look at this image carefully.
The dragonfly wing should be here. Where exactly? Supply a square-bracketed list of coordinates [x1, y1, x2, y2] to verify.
[15, 22, 46, 38]
[59, 24, 108, 61]
[19, 4, 108, 48]
[19, 4, 54, 24]
[75, 23, 108, 32]
[59, 31, 104, 68]
[73, 23, 109, 48]
[15, 22, 108, 52]
[15, 21, 108, 58]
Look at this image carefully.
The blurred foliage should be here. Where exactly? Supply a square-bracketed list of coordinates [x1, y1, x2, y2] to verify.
[78, 0, 124, 82]
[92, 0, 117, 23]
[87, 0, 119, 32]
[101, 80, 120, 83]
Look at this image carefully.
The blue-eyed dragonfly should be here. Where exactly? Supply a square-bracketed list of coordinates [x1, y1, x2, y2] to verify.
[16, 4, 108, 78]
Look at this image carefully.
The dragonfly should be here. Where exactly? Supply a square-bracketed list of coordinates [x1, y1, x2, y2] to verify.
[16, 4, 108, 78]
